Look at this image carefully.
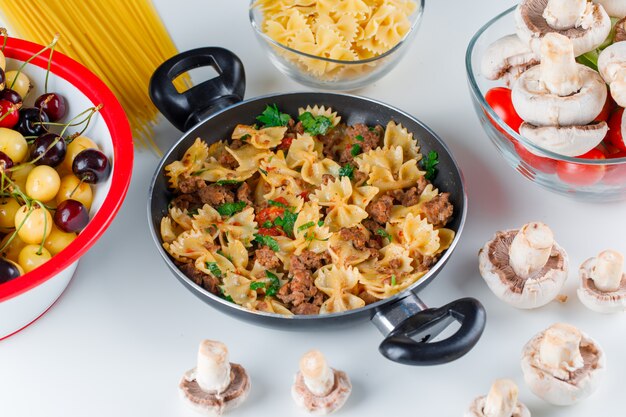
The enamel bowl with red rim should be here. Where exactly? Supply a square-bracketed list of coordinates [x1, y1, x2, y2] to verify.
[0, 38, 133, 339]
[466, 6, 626, 202]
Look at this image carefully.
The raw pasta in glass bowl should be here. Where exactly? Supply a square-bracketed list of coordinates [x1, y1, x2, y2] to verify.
[249, 0, 425, 91]
[159, 104, 455, 316]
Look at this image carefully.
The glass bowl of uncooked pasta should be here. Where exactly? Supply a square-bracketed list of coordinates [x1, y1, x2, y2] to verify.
[249, 0, 424, 91]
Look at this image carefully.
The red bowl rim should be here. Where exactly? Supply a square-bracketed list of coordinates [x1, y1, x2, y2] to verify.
[0, 37, 134, 302]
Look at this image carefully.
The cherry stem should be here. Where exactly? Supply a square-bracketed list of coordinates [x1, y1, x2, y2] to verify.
[0, 102, 20, 123]
[0, 28, 7, 54]
[69, 177, 86, 198]
[44, 36, 58, 94]
[9, 34, 59, 90]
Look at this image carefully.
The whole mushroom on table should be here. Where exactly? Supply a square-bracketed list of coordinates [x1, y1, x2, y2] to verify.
[512, 33, 608, 156]
[479, 222, 568, 309]
[178, 340, 251, 416]
[577, 249, 626, 313]
[465, 379, 530, 417]
[521, 323, 605, 405]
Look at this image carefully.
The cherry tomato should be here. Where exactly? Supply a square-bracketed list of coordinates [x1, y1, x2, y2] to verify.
[257, 227, 284, 236]
[514, 141, 557, 174]
[485, 87, 523, 141]
[593, 95, 616, 123]
[255, 197, 288, 224]
[606, 108, 625, 152]
[298, 190, 310, 202]
[277, 136, 294, 151]
[602, 151, 626, 185]
[556, 149, 606, 186]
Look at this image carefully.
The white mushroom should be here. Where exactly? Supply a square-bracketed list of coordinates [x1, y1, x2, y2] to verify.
[593, 0, 626, 18]
[515, 0, 612, 57]
[512, 33, 608, 156]
[292, 350, 351, 415]
[597, 41, 626, 108]
[577, 249, 626, 313]
[481, 34, 540, 87]
[615, 17, 626, 42]
[179, 340, 251, 416]
[521, 323, 605, 405]
[465, 379, 531, 417]
[478, 222, 568, 309]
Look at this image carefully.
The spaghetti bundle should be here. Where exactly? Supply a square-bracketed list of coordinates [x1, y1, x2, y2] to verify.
[0, 0, 189, 149]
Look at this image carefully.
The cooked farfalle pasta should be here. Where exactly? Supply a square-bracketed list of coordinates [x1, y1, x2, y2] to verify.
[161, 104, 454, 316]
[254, 0, 419, 79]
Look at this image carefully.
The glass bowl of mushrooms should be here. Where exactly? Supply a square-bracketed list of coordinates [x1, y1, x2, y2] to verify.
[249, 0, 425, 91]
[466, 2, 626, 202]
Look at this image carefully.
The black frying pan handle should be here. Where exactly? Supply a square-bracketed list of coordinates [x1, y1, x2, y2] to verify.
[379, 298, 486, 366]
[149, 47, 245, 132]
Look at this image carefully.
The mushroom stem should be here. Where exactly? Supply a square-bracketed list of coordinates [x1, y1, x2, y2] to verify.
[299, 350, 335, 397]
[483, 379, 519, 417]
[509, 222, 554, 278]
[591, 250, 624, 292]
[539, 323, 584, 379]
[543, 0, 587, 29]
[196, 340, 232, 394]
[540, 33, 583, 97]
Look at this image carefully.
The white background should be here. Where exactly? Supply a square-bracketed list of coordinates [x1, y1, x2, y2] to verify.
[2, 0, 626, 416]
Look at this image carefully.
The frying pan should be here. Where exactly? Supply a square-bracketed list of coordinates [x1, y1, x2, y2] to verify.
[148, 47, 486, 366]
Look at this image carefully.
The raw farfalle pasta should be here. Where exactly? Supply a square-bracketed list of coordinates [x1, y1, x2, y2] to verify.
[253, 0, 419, 79]
[161, 104, 454, 316]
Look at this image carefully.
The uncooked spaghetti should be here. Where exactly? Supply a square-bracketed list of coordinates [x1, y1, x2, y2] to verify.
[0, 0, 189, 149]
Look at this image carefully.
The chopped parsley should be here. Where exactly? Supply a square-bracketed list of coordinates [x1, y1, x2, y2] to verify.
[338, 163, 354, 179]
[219, 287, 235, 303]
[376, 228, 392, 241]
[422, 150, 439, 181]
[216, 201, 246, 217]
[216, 250, 233, 262]
[355, 134, 364, 142]
[254, 233, 280, 251]
[205, 262, 222, 278]
[274, 209, 298, 237]
[265, 270, 281, 296]
[259, 167, 268, 176]
[317, 220, 324, 227]
[250, 281, 266, 291]
[350, 143, 362, 157]
[256, 104, 291, 127]
[304, 231, 329, 247]
[239, 134, 251, 141]
[262, 220, 273, 228]
[368, 126, 377, 132]
[268, 199, 288, 208]
[297, 221, 316, 232]
[216, 179, 242, 186]
[187, 208, 199, 216]
[298, 112, 332, 136]
[391, 274, 397, 286]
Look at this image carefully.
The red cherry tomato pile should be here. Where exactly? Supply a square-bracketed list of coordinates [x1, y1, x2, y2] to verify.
[0, 41, 112, 285]
[485, 87, 626, 186]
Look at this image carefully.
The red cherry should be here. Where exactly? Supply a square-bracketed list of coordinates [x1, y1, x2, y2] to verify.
[54, 199, 89, 233]
[35, 93, 67, 122]
[0, 99, 20, 129]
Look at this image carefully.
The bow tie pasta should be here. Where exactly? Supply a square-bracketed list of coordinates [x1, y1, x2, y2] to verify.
[161, 104, 454, 316]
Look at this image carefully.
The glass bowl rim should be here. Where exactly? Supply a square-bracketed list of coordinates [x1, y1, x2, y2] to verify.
[465, 5, 626, 166]
[248, 0, 425, 66]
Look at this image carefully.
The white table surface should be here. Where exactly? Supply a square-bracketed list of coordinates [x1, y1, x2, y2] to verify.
[2, 1, 625, 416]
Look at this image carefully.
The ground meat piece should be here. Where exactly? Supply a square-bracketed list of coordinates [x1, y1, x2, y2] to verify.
[170, 194, 201, 211]
[198, 184, 235, 207]
[178, 176, 206, 194]
[362, 219, 382, 234]
[277, 268, 323, 310]
[366, 194, 394, 224]
[217, 148, 239, 170]
[177, 263, 219, 295]
[339, 227, 367, 250]
[229, 139, 244, 150]
[292, 302, 321, 315]
[358, 289, 379, 305]
[236, 182, 253, 205]
[416, 254, 438, 272]
[286, 118, 304, 135]
[401, 186, 421, 206]
[254, 246, 281, 269]
[379, 258, 403, 274]
[318, 124, 346, 159]
[422, 193, 453, 227]
[347, 123, 383, 153]
[353, 170, 368, 186]
[292, 250, 331, 271]
[321, 174, 336, 185]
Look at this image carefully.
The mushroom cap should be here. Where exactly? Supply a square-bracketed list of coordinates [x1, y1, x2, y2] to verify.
[479, 229, 568, 309]
[292, 368, 352, 415]
[577, 257, 626, 313]
[521, 326, 605, 405]
[179, 363, 251, 416]
[464, 395, 531, 417]
[597, 41, 626, 107]
[515, 0, 612, 56]
[615, 17, 626, 42]
[519, 121, 608, 157]
[594, 0, 626, 18]
[512, 64, 607, 126]
[481, 34, 540, 85]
